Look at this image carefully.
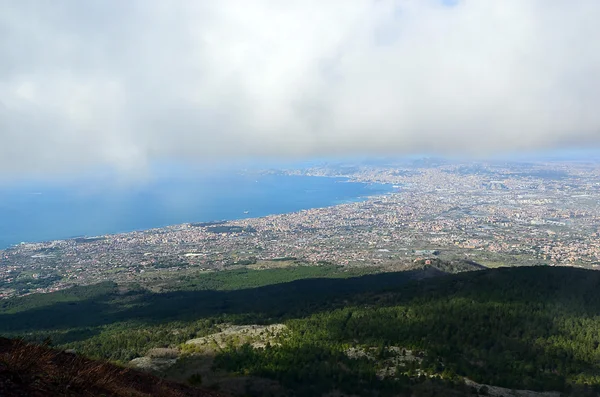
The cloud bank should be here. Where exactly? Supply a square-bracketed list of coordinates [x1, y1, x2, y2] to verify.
[1, 0, 600, 175]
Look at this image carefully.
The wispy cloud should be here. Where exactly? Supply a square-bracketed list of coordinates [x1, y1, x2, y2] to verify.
[1, 0, 599, 175]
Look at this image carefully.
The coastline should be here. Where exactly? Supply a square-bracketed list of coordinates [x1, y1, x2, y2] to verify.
[0, 175, 393, 250]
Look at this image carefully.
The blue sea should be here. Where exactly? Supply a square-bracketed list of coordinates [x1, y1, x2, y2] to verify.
[0, 172, 392, 249]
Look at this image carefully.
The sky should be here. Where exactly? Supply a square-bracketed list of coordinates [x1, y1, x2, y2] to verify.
[1, 0, 600, 178]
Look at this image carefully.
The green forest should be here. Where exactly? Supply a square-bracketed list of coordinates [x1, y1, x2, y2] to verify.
[2, 264, 600, 396]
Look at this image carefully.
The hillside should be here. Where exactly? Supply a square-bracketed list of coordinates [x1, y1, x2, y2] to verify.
[0, 337, 224, 397]
[211, 266, 600, 396]
[3, 263, 600, 396]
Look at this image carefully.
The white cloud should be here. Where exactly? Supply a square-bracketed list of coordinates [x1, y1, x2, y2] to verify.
[1, 0, 600, 175]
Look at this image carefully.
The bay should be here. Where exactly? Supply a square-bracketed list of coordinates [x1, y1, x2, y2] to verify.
[0, 173, 392, 249]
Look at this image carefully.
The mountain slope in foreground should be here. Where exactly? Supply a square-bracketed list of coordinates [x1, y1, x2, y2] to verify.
[0, 337, 224, 397]
[4, 264, 600, 396]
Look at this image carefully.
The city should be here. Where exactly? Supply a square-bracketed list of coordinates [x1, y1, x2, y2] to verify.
[2, 160, 599, 299]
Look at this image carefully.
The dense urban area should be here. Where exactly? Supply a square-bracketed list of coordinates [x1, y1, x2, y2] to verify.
[2, 160, 600, 298]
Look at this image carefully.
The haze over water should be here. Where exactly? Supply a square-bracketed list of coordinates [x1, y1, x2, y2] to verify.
[0, 173, 391, 249]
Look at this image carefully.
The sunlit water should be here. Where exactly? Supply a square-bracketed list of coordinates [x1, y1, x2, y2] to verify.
[0, 173, 392, 249]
